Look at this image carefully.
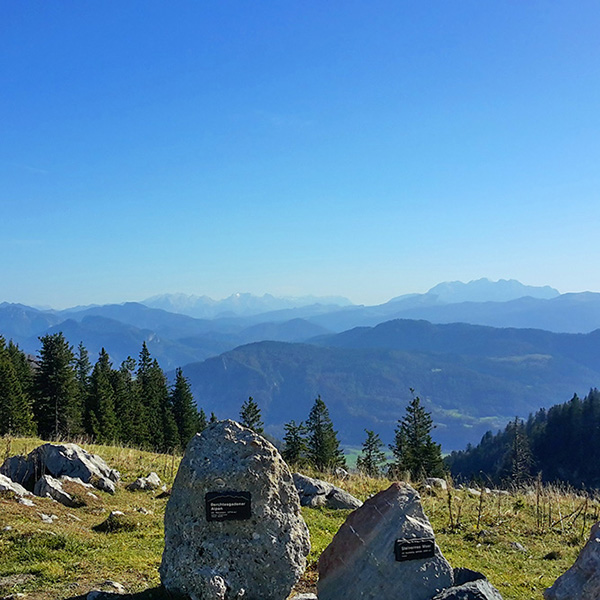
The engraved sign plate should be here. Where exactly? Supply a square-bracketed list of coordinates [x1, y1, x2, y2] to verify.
[394, 537, 435, 562]
[205, 491, 252, 522]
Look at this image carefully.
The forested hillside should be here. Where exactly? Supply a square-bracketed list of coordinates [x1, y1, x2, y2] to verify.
[447, 388, 600, 488]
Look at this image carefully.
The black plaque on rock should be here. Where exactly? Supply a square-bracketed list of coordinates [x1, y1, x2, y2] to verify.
[205, 491, 252, 522]
[394, 537, 436, 562]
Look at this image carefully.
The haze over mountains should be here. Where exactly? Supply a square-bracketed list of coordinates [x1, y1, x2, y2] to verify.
[2, 278, 600, 450]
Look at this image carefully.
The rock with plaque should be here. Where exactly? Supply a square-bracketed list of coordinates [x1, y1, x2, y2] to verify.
[160, 420, 310, 600]
[318, 482, 453, 600]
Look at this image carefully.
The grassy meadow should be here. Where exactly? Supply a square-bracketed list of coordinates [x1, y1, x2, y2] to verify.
[0, 437, 595, 600]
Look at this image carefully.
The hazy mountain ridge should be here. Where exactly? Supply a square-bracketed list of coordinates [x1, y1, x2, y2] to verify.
[180, 321, 600, 450]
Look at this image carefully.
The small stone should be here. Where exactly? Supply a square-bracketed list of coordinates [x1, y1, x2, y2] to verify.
[2, 526, 12, 532]
[424, 477, 448, 490]
[103, 580, 126, 594]
[93, 511, 137, 533]
[293, 473, 362, 510]
[510, 541, 527, 552]
[37, 512, 58, 523]
[126, 472, 161, 491]
[18, 497, 35, 507]
[290, 594, 318, 600]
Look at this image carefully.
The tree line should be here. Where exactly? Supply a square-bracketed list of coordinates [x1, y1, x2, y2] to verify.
[1, 333, 445, 478]
[281, 391, 445, 479]
[446, 388, 600, 488]
[0, 333, 205, 453]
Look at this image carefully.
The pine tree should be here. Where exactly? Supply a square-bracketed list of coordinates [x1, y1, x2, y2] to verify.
[282, 420, 307, 466]
[198, 408, 208, 433]
[34, 333, 78, 439]
[239, 396, 264, 434]
[390, 390, 444, 480]
[86, 349, 118, 444]
[305, 396, 346, 471]
[0, 338, 35, 436]
[209, 412, 218, 423]
[74, 342, 91, 432]
[504, 417, 533, 486]
[356, 429, 387, 477]
[171, 367, 200, 449]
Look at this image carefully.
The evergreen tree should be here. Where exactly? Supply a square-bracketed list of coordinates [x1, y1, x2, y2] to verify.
[7, 340, 33, 399]
[390, 391, 444, 480]
[239, 396, 264, 434]
[209, 412, 218, 423]
[305, 396, 346, 471]
[356, 429, 387, 477]
[198, 408, 208, 433]
[34, 333, 78, 439]
[0, 337, 35, 436]
[171, 367, 200, 448]
[282, 420, 307, 466]
[86, 349, 118, 444]
[503, 417, 533, 486]
[74, 342, 91, 431]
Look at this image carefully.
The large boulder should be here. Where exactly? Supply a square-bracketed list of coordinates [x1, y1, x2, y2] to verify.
[432, 580, 503, 600]
[0, 443, 119, 493]
[160, 420, 310, 600]
[545, 521, 600, 600]
[293, 472, 363, 510]
[318, 482, 453, 600]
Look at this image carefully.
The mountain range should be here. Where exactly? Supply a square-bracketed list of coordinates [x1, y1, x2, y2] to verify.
[2, 279, 600, 450]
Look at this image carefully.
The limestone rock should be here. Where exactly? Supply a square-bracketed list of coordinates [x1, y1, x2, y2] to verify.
[126, 472, 161, 491]
[432, 580, 503, 600]
[318, 482, 453, 600]
[0, 473, 31, 497]
[93, 511, 138, 533]
[453, 567, 486, 586]
[425, 477, 448, 490]
[1, 443, 119, 493]
[160, 420, 310, 600]
[293, 473, 363, 510]
[34, 474, 78, 507]
[544, 521, 600, 600]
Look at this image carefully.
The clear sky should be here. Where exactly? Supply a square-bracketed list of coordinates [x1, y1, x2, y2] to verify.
[2, 1, 600, 308]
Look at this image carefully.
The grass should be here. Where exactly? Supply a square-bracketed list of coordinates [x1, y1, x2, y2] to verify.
[0, 437, 595, 600]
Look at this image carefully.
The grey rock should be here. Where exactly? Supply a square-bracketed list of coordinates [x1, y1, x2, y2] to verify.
[126, 472, 161, 491]
[290, 595, 318, 600]
[1, 444, 119, 493]
[160, 420, 310, 600]
[432, 580, 504, 600]
[318, 482, 453, 600]
[38, 512, 58, 523]
[0, 455, 33, 488]
[545, 521, 600, 600]
[293, 472, 363, 510]
[34, 474, 77, 507]
[60, 475, 94, 489]
[510, 541, 527, 552]
[425, 477, 448, 490]
[0, 473, 31, 497]
[103, 581, 126, 594]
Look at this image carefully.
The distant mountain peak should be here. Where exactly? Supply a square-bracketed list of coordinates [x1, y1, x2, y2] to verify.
[425, 278, 560, 304]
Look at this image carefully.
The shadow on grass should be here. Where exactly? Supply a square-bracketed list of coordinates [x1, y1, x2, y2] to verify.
[65, 587, 188, 600]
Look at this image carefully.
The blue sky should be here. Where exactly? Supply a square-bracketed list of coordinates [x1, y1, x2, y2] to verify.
[2, 1, 600, 308]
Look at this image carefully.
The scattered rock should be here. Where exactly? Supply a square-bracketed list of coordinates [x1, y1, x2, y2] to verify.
[34, 474, 79, 508]
[467, 488, 482, 497]
[60, 475, 94, 489]
[334, 467, 349, 480]
[544, 550, 562, 561]
[510, 541, 527, 553]
[103, 581, 126, 594]
[37, 512, 58, 523]
[318, 482, 453, 600]
[545, 521, 600, 599]
[293, 472, 363, 510]
[126, 472, 161, 491]
[156, 487, 171, 499]
[432, 580, 504, 600]
[2, 526, 12, 532]
[93, 511, 138, 533]
[290, 594, 318, 600]
[18, 497, 35, 507]
[160, 420, 310, 600]
[0, 473, 31, 498]
[425, 477, 448, 490]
